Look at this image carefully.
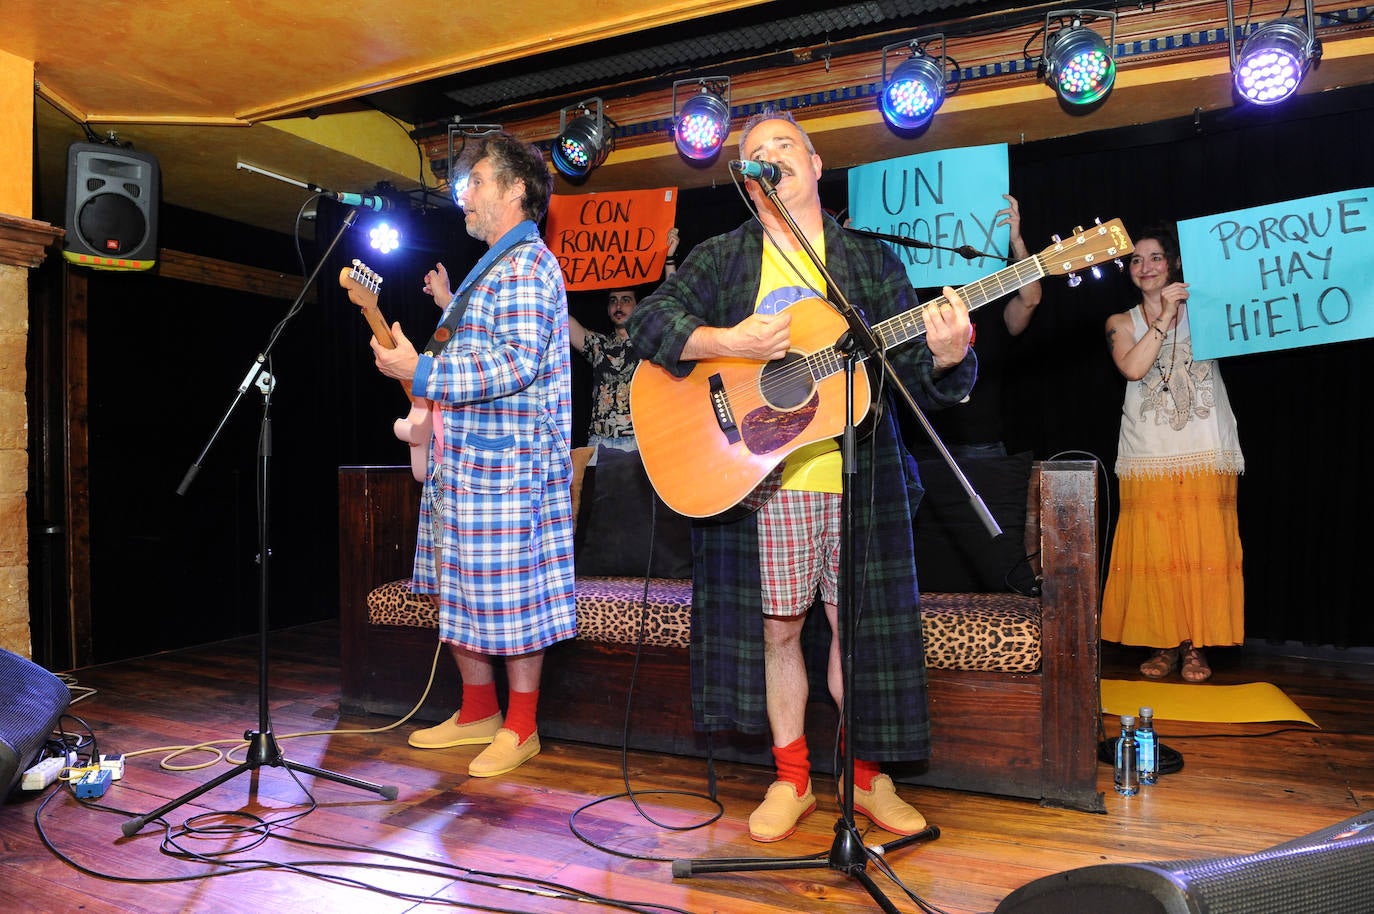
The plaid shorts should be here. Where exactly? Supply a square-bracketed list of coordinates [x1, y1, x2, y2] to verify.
[756, 488, 841, 617]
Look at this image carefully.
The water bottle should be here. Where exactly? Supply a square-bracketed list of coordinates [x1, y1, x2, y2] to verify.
[1114, 714, 1139, 796]
[1137, 706, 1158, 785]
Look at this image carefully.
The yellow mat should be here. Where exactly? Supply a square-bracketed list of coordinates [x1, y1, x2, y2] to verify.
[1101, 679, 1317, 726]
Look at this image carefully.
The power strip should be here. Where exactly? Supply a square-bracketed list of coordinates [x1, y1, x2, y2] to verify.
[21, 755, 66, 792]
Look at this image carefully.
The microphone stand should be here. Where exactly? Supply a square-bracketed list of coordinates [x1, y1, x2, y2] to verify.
[842, 225, 990, 263]
[669, 178, 956, 912]
[122, 208, 398, 837]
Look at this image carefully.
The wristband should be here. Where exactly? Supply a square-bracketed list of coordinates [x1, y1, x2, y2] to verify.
[1153, 325, 1166, 340]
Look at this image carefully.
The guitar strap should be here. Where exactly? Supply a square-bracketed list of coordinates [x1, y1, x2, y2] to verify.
[420, 240, 535, 357]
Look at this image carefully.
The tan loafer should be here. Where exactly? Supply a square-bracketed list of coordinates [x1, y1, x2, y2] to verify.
[468, 728, 540, 777]
[854, 773, 927, 835]
[407, 712, 503, 749]
[748, 780, 817, 843]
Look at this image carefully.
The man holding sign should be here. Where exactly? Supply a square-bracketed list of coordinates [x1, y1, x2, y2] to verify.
[569, 228, 678, 451]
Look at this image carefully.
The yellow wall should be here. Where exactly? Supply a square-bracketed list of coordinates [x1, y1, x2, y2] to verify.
[0, 49, 34, 217]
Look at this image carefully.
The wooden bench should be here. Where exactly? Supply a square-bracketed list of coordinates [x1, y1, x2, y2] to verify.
[338, 459, 1103, 812]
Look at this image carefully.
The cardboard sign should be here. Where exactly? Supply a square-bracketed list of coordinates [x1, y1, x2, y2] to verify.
[545, 187, 678, 291]
[1178, 189, 1374, 360]
[846, 143, 1011, 287]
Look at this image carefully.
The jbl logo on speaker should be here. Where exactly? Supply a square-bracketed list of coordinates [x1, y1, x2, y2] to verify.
[63, 142, 160, 272]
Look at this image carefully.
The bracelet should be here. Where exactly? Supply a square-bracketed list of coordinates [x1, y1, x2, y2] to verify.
[664, 257, 676, 265]
[1152, 325, 1166, 341]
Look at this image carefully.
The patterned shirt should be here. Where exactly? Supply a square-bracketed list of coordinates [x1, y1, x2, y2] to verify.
[580, 330, 638, 440]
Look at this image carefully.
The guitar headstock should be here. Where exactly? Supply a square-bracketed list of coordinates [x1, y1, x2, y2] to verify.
[1038, 218, 1134, 287]
[339, 258, 383, 307]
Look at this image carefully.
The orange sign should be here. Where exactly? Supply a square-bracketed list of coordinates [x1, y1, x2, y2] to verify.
[545, 187, 678, 291]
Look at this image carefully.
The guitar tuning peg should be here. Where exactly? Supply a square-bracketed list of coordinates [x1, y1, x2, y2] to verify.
[1114, 258, 1126, 271]
[1072, 225, 1084, 236]
[1094, 216, 1103, 225]
[1066, 272, 1083, 288]
[1091, 265, 1102, 280]
[1051, 233, 1063, 245]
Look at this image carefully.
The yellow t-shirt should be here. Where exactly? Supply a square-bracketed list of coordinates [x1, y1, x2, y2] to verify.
[756, 236, 841, 494]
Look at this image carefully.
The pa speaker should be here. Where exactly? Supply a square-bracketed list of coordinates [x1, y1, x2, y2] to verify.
[0, 648, 72, 797]
[996, 811, 1374, 914]
[63, 142, 160, 271]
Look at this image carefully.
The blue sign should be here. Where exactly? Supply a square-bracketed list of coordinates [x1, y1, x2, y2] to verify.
[1178, 189, 1374, 361]
[846, 143, 1010, 288]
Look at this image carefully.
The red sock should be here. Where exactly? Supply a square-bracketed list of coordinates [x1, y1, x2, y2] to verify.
[457, 680, 500, 725]
[840, 729, 880, 790]
[772, 735, 811, 794]
[853, 757, 880, 792]
[504, 688, 540, 743]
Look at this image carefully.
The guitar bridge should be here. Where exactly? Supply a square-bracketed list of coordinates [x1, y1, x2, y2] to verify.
[708, 373, 741, 444]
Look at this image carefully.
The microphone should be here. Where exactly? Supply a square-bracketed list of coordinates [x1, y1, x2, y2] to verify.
[730, 159, 783, 184]
[331, 191, 393, 212]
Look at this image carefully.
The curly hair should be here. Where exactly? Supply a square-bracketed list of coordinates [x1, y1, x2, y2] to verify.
[1133, 223, 1185, 283]
[456, 132, 554, 223]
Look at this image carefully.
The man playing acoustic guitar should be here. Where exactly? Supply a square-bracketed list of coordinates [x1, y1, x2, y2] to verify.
[627, 108, 976, 843]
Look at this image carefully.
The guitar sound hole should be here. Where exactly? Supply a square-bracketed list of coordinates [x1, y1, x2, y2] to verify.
[758, 353, 814, 411]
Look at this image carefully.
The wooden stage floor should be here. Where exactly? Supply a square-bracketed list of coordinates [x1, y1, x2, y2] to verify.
[2, 621, 1371, 914]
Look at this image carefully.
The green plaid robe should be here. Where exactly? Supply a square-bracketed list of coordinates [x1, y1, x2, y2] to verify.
[629, 216, 976, 762]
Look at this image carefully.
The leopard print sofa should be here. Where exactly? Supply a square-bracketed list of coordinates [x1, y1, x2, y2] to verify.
[366, 577, 1041, 672]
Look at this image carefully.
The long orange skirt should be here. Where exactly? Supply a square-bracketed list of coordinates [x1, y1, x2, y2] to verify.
[1101, 471, 1244, 649]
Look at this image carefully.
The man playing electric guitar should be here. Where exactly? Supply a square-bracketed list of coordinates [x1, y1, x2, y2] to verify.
[626, 108, 975, 844]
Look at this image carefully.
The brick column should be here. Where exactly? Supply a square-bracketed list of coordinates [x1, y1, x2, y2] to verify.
[0, 217, 63, 656]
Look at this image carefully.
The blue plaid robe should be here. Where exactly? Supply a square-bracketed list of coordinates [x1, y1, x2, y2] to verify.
[628, 215, 976, 762]
[410, 223, 576, 655]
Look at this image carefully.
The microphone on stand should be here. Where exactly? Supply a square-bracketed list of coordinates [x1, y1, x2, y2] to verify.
[730, 159, 783, 183]
[331, 191, 393, 212]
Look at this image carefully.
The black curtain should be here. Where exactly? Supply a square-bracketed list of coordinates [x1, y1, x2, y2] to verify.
[77, 82, 1374, 661]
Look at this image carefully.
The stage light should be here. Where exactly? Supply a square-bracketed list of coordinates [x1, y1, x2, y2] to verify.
[880, 35, 950, 132]
[552, 98, 612, 180]
[1228, 0, 1321, 106]
[672, 77, 731, 162]
[369, 221, 400, 254]
[1042, 10, 1117, 109]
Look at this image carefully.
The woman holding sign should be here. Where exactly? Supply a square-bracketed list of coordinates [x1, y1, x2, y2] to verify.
[1101, 226, 1245, 683]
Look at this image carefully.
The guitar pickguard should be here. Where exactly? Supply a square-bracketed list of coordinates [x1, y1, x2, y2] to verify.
[739, 392, 820, 454]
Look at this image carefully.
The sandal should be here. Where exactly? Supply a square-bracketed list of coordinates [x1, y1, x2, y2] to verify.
[1180, 642, 1212, 683]
[1140, 647, 1180, 679]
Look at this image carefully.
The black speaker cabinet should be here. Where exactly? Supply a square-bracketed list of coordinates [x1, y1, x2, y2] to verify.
[63, 142, 160, 271]
[996, 811, 1374, 914]
[0, 648, 72, 797]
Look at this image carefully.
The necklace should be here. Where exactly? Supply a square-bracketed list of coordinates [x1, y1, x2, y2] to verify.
[1156, 331, 1178, 393]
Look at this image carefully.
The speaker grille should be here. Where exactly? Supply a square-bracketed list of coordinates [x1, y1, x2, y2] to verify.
[0, 649, 72, 796]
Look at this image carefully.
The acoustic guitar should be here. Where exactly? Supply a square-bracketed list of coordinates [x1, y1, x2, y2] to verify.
[630, 219, 1134, 517]
[339, 259, 432, 482]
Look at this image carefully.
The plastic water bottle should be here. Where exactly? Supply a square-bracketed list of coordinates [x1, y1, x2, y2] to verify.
[1137, 706, 1158, 785]
[1114, 714, 1139, 796]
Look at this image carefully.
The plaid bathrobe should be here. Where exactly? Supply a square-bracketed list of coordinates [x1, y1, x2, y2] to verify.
[628, 215, 976, 762]
[410, 221, 577, 655]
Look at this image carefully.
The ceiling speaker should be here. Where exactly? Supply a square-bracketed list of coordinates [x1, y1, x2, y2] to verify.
[63, 142, 160, 272]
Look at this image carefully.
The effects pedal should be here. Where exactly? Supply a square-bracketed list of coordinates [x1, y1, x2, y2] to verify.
[74, 768, 112, 799]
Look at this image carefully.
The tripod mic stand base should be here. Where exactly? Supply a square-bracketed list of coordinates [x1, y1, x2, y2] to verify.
[120, 728, 397, 837]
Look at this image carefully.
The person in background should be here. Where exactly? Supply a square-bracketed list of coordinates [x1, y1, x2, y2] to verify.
[568, 228, 679, 452]
[370, 131, 576, 776]
[910, 194, 1041, 460]
[628, 108, 976, 843]
[1101, 225, 1244, 683]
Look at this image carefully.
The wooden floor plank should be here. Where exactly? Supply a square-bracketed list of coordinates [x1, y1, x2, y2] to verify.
[2, 624, 1371, 914]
